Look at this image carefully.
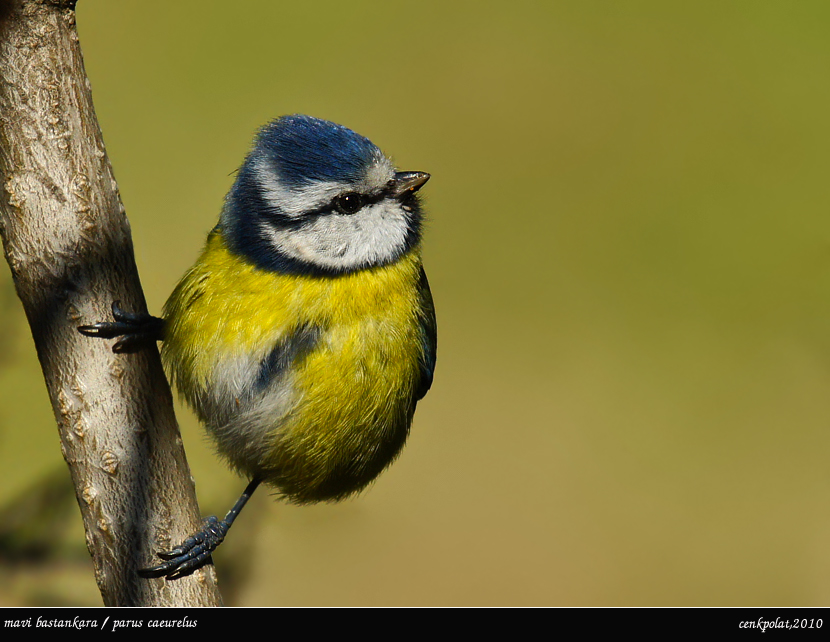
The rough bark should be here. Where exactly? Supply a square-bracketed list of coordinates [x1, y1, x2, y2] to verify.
[0, 0, 222, 606]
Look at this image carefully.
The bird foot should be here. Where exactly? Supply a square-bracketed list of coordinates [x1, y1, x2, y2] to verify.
[78, 301, 165, 353]
[138, 516, 227, 580]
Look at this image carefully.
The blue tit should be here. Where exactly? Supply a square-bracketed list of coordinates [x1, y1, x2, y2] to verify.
[80, 114, 436, 579]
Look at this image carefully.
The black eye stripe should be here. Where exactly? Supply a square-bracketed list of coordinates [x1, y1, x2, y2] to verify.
[331, 190, 388, 215]
[270, 189, 389, 224]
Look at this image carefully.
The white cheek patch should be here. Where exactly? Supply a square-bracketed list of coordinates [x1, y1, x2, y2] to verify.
[261, 199, 410, 270]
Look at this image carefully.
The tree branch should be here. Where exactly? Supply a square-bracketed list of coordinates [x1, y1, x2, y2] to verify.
[0, 0, 222, 606]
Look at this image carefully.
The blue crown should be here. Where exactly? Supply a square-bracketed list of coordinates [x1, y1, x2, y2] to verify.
[254, 114, 383, 187]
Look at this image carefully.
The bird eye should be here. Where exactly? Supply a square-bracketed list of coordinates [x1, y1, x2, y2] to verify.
[334, 192, 364, 215]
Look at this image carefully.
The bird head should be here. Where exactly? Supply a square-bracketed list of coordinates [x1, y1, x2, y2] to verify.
[221, 114, 429, 275]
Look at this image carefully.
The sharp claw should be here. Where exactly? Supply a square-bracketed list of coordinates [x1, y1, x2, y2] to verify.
[138, 516, 226, 580]
[78, 322, 127, 338]
[167, 552, 214, 581]
[137, 559, 181, 579]
[77, 302, 165, 352]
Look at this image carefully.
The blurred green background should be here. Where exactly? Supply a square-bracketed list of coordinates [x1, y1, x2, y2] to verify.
[3, 0, 830, 606]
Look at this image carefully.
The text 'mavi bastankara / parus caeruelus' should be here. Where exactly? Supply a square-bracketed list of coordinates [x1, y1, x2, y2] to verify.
[79, 114, 437, 580]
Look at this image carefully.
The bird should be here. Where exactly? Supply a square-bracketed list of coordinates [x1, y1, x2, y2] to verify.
[79, 114, 436, 580]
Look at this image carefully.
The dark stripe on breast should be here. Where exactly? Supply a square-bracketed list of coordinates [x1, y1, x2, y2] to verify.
[255, 325, 322, 392]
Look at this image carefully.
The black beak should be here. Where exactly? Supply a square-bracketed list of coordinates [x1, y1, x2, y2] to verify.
[391, 171, 430, 198]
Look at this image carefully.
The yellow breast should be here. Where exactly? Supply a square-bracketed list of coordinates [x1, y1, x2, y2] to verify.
[162, 231, 425, 502]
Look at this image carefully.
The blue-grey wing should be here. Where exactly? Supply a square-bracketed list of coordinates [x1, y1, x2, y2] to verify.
[415, 266, 437, 402]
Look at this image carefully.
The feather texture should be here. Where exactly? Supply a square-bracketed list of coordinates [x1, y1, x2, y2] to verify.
[162, 231, 434, 502]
